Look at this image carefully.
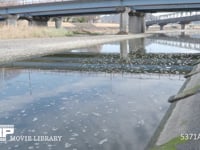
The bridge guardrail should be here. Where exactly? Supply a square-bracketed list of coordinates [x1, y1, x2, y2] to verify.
[0, 0, 69, 7]
[148, 11, 200, 22]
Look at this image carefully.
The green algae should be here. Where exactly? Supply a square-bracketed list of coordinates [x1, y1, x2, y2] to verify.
[151, 136, 187, 150]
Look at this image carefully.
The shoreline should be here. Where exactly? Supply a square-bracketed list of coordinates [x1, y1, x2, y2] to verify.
[0, 34, 151, 65]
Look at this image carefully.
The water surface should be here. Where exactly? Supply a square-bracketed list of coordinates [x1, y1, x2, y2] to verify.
[0, 33, 199, 150]
[0, 69, 184, 150]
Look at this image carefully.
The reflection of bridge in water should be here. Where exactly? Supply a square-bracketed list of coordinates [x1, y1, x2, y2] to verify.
[0, 68, 21, 81]
[5, 38, 200, 75]
[146, 34, 200, 51]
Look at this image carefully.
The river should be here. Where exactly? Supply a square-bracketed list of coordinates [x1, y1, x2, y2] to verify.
[0, 33, 199, 150]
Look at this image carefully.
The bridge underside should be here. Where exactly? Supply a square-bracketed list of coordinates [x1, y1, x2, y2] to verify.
[0, 7, 145, 34]
[1, 0, 200, 32]
[1, 0, 200, 14]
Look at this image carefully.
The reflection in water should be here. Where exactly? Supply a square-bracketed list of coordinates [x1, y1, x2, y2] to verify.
[28, 71, 32, 95]
[0, 69, 184, 150]
[129, 38, 145, 54]
[70, 33, 200, 54]
[4, 34, 200, 75]
[120, 40, 129, 61]
[146, 34, 200, 53]
[0, 68, 21, 81]
[0, 33, 199, 150]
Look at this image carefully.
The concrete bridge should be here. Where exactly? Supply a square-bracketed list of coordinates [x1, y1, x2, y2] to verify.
[1, 0, 200, 33]
[146, 11, 200, 30]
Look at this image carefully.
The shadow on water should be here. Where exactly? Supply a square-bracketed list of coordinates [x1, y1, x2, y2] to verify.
[0, 33, 200, 150]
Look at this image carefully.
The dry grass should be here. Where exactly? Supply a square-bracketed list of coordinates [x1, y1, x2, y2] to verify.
[0, 25, 74, 39]
[48, 21, 76, 27]
[48, 21, 119, 28]
[0, 22, 120, 39]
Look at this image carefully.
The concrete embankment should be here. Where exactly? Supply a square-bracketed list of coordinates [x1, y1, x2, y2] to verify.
[0, 34, 150, 65]
[149, 61, 200, 150]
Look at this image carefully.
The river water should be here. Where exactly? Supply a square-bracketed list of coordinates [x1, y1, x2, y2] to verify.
[0, 33, 199, 150]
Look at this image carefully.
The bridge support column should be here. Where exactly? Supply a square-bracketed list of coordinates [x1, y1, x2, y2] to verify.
[119, 7, 130, 34]
[181, 24, 185, 30]
[181, 32, 185, 36]
[29, 16, 50, 27]
[160, 25, 164, 30]
[6, 15, 19, 26]
[146, 26, 149, 31]
[128, 12, 145, 34]
[55, 17, 62, 28]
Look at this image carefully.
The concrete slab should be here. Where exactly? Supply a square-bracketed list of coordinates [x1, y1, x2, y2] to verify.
[150, 61, 200, 150]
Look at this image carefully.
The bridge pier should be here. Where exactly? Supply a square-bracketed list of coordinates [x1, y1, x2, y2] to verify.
[160, 25, 164, 30]
[146, 26, 149, 31]
[128, 12, 145, 34]
[29, 16, 50, 27]
[181, 24, 185, 30]
[55, 17, 62, 28]
[119, 7, 130, 34]
[5, 15, 19, 26]
[181, 32, 185, 36]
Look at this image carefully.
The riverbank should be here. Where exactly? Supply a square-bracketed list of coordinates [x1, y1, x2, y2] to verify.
[0, 23, 119, 39]
[149, 60, 200, 150]
[0, 26, 74, 39]
[0, 34, 151, 65]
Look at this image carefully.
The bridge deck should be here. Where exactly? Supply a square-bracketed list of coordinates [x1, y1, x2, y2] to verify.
[1, 0, 200, 18]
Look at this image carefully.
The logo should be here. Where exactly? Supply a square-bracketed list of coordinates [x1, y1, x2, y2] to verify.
[0, 125, 14, 142]
[0, 125, 62, 142]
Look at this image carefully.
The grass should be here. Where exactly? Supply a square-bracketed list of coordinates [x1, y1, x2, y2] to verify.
[0, 25, 74, 39]
[151, 137, 188, 150]
[73, 30, 101, 35]
[0, 21, 119, 39]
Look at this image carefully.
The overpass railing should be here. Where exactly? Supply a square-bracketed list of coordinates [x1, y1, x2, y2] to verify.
[146, 11, 200, 22]
[0, 0, 70, 7]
